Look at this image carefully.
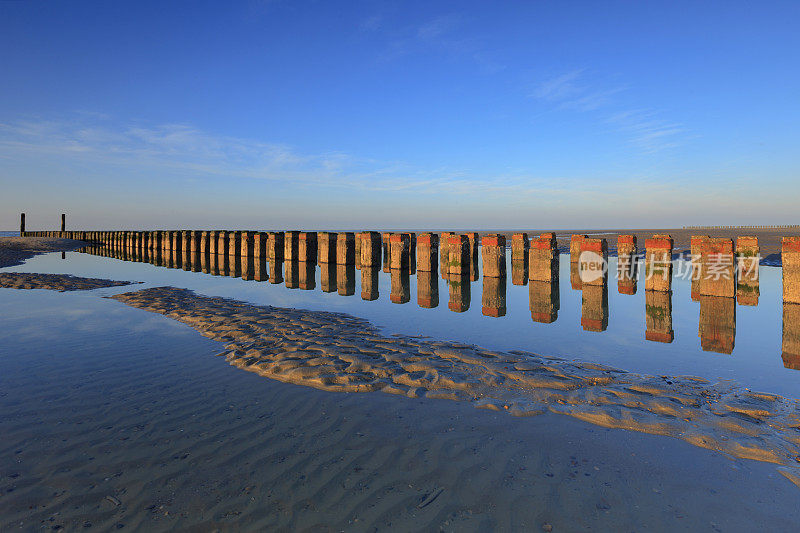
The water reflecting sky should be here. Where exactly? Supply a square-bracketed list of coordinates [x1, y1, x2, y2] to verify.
[5, 245, 797, 398]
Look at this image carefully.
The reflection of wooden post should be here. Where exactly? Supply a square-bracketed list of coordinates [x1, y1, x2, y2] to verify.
[320, 262, 336, 292]
[529, 233, 558, 282]
[782, 302, 800, 370]
[390, 269, 410, 304]
[481, 234, 506, 278]
[698, 238, 735, 298]
[360, 266, 379, 301]
[481, 276, 506, 317]
[699, 295, 736, 354]
[417, 270, 438, 308]
[782, 237, 800, 304]
[736, 236, 759, 306]
[645, 290, 674, 343]
[299, 261, 315, 290]
[644, 235, 673, 292]
[581, 283, 608, 332]
[337, 264, 355, 296]
[529, 281, 559, 323]
[19, 213, 25, 236]
[447, 274, 471, 313]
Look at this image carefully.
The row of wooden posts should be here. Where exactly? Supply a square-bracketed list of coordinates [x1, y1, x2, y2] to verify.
[18, 225, 800, 305]
[74, 233, 800, 364]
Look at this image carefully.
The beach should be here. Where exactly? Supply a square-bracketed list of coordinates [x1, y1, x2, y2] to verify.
[2, 237, 800, 530]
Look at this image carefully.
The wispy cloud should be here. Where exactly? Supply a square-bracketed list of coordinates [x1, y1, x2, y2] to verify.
[531, 70, 683, 152]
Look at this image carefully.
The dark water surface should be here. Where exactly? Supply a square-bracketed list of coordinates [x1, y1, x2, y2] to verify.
[4, 246, 797, 399]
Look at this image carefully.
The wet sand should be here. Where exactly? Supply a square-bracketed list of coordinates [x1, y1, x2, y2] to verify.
[0, 272, 137, 291]
[111, 286, 800, 476]
[0, 237, 88, 268]
[2, 288, 799, 531]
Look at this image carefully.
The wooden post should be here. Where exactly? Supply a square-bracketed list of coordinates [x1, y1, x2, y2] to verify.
[61, 213, 66, 232]
[20, 213, 25, 236]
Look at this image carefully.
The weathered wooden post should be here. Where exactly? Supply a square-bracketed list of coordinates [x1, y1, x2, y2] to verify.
[359, 232, 381, 267]
[439, 232, 454, 278]
[511, 233, 528, 264]
[481, 234, 506, 278]
[336, 232, 355, 265]
[61, 213, 66, 234]
[417, 270, 439, 308]
[241, 231, 254, 280]
[317, 232, 336, 263]
[644, 234, 673, 292]
[390, 268, 410, 304]
[529, 281, 560, 323]
[617, 235, 637, 295]
[699, 295, 736, 354]
[690, 235, 709, 301]
[529, 232, 558, 282]
[253, 232, 267, 260]
[181, 231, 192, 271]
[284, 231, 299, 261]
[698, 238, 735, 298]
[269, 232, 285, 262]
[416, 233, 439, 272]
[19, 213, 25, 237]
[736, 236, 759, 306]
[569, 234, 586, 262]
[645, 290, 674, 343]
[447, 234, 469, 276]
[390, 233, 410, 270]
[216, 230, 229, 258]
[579, 238, 608, 286]
[782, 236, 800, 305]
[512, 259, 528, 286]
[481, 275, 506, 317]
[298, 232, 316, 263]
[360, 266, 379, 301]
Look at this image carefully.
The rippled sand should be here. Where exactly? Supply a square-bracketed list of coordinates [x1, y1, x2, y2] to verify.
[0, 272, 137, 292]
[4, 287, 800, 531]
[112, 286, 800, 482]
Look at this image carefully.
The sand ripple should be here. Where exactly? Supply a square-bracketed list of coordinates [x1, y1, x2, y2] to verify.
[112, 286, 800, 473]
[0, 272, 136, 292]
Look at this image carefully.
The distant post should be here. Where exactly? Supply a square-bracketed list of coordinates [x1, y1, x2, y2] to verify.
[20, 213, 25, 236]
[61, 213, 66, 232]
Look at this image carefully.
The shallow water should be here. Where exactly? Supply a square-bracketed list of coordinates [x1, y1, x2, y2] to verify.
[5, 245, 797, 399]
[2, 285, 799, 531]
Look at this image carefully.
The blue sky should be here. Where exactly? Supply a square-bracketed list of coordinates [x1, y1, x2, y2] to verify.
[2, 0, 798, 230]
